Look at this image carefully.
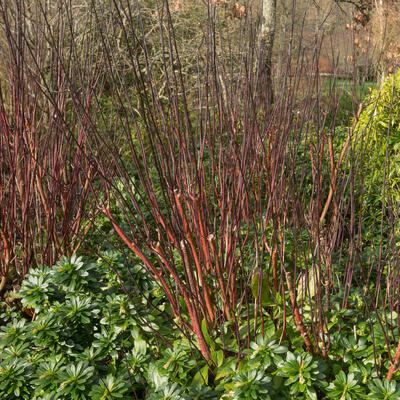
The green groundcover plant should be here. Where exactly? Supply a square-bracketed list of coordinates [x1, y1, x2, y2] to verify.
[0, 255, 400, 399]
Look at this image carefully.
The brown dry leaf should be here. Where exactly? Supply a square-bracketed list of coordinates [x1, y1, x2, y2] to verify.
[238, 4, 247, 19]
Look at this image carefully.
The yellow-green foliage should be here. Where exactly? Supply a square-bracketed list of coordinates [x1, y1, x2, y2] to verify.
[354, 71, 400, 203]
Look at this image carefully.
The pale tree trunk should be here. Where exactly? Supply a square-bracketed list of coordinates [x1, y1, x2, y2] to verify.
[260, 0, 276, 105]
[375, 0, 386, 84]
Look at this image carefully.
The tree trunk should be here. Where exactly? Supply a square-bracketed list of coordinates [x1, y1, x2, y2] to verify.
[260, 0, 276, 105]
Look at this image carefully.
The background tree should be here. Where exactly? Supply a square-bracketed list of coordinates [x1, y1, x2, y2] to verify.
[259, 0, 276, 105]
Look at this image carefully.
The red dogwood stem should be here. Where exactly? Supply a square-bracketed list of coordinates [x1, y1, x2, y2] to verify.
[387, 338, 400, 381]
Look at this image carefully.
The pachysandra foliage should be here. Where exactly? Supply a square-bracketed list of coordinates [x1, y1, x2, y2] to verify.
[0, 255, 152, 400]
[1, 256, 400, 399]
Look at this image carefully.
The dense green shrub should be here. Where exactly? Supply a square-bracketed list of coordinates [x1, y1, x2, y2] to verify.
[353, 71, 400, 228]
